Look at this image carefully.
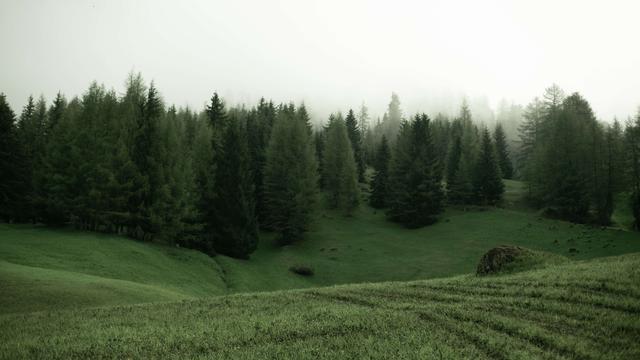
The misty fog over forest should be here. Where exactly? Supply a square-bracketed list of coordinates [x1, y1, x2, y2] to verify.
[2, 1, 640, 359]
[2, 0, 639, 125]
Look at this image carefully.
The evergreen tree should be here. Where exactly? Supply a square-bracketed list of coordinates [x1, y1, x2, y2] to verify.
[264, 108, 318, 244]
[0, 94, 27, 221]
[130, 82, 164, 240]
[472, 128, 504, 205]
[446, 136, 473, 204]
[382, 92, 402, 141]
[388, 114, 444, 227]
[314, 129, 325, 188]
[345, 109, 365, 182]
[493, 123, 513, 179]
[323, 113, 359, 215]
[211, 117, 259, 258]
[627, 111, 640, 229]
[369, 135, 390, 208]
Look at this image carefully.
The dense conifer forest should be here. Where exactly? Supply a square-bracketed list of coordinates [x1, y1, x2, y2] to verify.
[1, 77, 638, 259]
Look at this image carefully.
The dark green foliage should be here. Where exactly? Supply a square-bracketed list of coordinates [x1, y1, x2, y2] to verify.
[632, 191, 640, 230]
[246, 99, 276, 224]
[322, 114, 359, 215]
[627, 111, 640, 229]
[472, 128, 504, 205]
[493, 123, 513, 179]
[264, 107, 318, 244]
[0, 94, 28, 221]
[314, 129, 325, 188]
[446, 136, 473, 204]
[517, 86, 629, 225]
[345, 109, 365, 182]
[369, 135, 390, 208]
[388, 114, 444, 227]
[211, 117, 258, 258]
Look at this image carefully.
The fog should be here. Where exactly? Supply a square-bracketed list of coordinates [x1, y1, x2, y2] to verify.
[1, 0, 639, 123]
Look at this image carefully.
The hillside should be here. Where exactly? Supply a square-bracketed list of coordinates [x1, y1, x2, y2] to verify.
[2, 253, 639, 359]
[2, 194, 640, 314]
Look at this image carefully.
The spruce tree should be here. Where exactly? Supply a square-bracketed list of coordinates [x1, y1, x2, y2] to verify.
[446, 136, 473, 204]
[627, 111, 640, 229]
[472, 128, 504, 205]
[211, 117, 259, 258]
[264, 108, 318, 244]
[493, 123, 513, 179]
[388, 114, 444, 227]
[0, 94, 27, 221]
[369, 135, 390, 208]
[345, 109, 365, 182]
[323, 113, 359, 215]
[130, 82, 164, 239]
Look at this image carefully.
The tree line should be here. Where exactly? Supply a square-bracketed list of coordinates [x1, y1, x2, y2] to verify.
[1, 76, 638, 259]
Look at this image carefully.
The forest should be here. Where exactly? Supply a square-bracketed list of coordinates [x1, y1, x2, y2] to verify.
[1, 75, 639, 259]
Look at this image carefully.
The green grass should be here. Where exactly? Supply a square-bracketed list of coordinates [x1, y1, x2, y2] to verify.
[2, 253, 639, 359]
[2, 195, 640, 313]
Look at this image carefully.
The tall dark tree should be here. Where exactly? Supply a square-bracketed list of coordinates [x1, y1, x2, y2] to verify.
[369, 135, 390, 209]
[627, 111, 640, 229]
[494, 123, 513, 179]
[446, 136, 473, 204]
[211, 117, 258, 258]
[345, 109, 365, 182]
[0, 94, 27, 221]
[472, 128, 504, 205]
[388, 114, 444, 227]
[323, 113, 359, 215]
[246, 98, 276, 224]
[264, 108, 318, 244]
[130, 82, 164, 239]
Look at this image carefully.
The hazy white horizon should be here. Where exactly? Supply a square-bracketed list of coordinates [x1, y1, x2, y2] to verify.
[1, 0, 639, 123]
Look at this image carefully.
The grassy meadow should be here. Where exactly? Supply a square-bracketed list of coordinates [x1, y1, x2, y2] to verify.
[1, 180, 640, 358]
[2, 253, 639, 359]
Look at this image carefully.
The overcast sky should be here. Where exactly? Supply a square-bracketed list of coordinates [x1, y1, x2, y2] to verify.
[1, 0, 639, 122]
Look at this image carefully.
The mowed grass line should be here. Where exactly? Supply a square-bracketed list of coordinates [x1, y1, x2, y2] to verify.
[1, 253, 639, 359]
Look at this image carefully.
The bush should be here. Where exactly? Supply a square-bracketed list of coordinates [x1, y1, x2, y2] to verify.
[289, 265, 314, 276]
[476, 245, 567, 276]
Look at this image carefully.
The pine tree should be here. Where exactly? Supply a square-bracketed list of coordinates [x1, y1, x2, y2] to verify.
[323, 113, 359, 215]
[264, 108, 318, 244]
[129, 82, 164, 239]
[493, 123, 513, 179]
[446, 136, 473, 204]
[211, 117, 259, 258]
[345, 109, 365, 182]
[627, 111, 640, 230]
[472, 128, 504, 205]
[369, 135, 390, 208]
[383, 92, 402, 141]
[388, 114, 444, 227]
[246, 98, 276, 224]
[0, 94, 27, 221]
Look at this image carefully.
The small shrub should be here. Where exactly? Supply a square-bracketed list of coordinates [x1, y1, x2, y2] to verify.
[289, 265, 314, 276]
[476, 245, 567, 276]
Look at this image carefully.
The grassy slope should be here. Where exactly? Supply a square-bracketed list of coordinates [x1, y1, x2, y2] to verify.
[2, 189, 640, 313]
[2, 253, 639, 359]
[0, 224, 229, 313]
